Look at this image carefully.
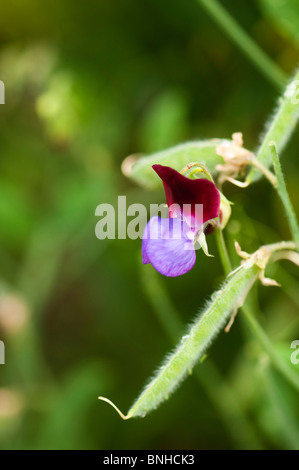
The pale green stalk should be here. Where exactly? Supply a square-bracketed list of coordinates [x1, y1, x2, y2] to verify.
[197, 0, 286, 88]
[269, 142, 299, 248]
[248, 67, 299, 182]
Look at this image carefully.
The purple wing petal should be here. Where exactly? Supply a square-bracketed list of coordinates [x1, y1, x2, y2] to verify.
[142, 241, 150, 264]
[142, 216, 196, 277]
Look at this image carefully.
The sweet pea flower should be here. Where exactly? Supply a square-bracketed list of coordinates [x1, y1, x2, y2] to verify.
[142, 164, 220, 277]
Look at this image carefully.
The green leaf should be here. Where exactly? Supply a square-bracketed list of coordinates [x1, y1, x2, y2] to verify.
[126, 139, 229, 189]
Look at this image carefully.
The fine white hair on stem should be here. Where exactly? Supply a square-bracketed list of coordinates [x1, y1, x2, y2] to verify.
[125, 261, 260, 418]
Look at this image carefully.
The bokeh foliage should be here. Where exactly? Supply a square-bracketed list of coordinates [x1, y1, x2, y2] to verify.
[0, 0, 299, 449]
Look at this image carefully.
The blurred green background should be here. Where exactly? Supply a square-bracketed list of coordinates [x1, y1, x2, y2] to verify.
[0, 0, 299, 450]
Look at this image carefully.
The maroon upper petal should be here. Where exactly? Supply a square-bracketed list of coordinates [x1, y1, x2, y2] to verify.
[153, 164, 220, 224]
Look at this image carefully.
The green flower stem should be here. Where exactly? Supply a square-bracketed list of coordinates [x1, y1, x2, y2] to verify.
[140, 263, 183, 343]
[242, 303, 299, 391]
[141, 264, 264, 449]
[258, 240, 296, 254]
[248, 67, 299, 182]
[215, 228, 232, 274]
[269, 142, 299, 248]
[216, 234, 299, 391]
[197, 0, 286, 88]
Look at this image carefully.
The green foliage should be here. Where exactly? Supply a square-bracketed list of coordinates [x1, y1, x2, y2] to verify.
[0, 0, 299, 451]
[128, 140, 226, 188]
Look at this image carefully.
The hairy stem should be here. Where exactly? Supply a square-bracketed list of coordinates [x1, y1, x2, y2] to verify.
[140, 265, 264, 449]
[269, 142, 299, 248]
[248, 67, 299, 182]
[126, 261, 260, 418]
